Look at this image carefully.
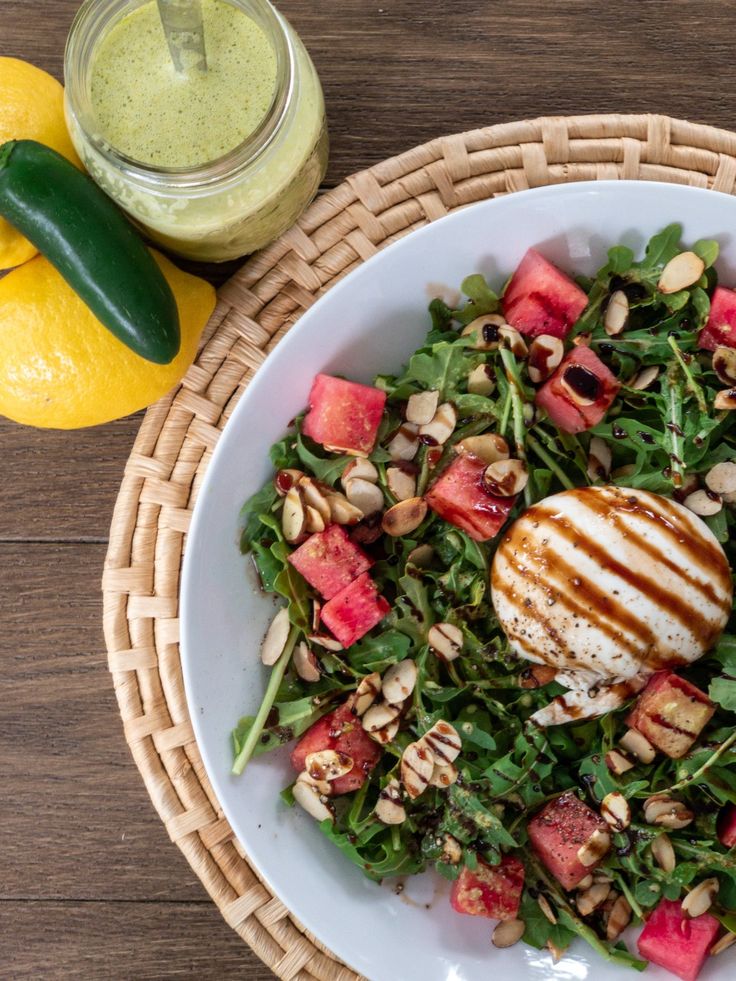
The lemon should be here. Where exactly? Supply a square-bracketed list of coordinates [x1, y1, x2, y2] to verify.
[0, 57, 83, 270]
[0, 250, 216, 428]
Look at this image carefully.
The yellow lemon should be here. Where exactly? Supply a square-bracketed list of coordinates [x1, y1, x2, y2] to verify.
[0, 57, 83, 270]
[0, 250, 216, 428]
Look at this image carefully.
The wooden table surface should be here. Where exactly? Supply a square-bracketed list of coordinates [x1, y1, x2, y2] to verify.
[4, 1, 736, 977]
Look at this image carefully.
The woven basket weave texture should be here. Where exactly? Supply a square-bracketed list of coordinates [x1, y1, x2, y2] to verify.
[102, 113, 736, 980]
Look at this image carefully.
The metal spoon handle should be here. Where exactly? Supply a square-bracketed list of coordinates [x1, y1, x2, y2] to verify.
[157, 0, 208, 75]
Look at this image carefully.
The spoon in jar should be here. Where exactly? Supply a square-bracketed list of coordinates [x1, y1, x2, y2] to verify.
[157, 0, 208, 75]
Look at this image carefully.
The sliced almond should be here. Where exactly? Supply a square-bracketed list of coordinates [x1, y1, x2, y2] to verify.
[381, 497, 427, 536]
[483, 458, 528, 497]
[492, 918, 526, 949]
[587, 436, 613, 482]
[341, 458, 379, 488]
[293, 641, 320, 682]
[576, 829, 611, 868]
[304, 505, 326, 534]
[713, 346, 736, 386]
[705, 461, 736, 497]
[576, 881, 611, 917]
[560, 366, 599, 406]
[305, 749, 354, 782]
[605, 895, 632, 941]
[419, 402, 457, 445]
[604, 290, 630, 336]
[353, 672, 382, 716]
[619, 727, 656, 763]
[386, 466, 417, 502]
[261, 607, 291, 666]
[462, 313, 506, 350]
[374, 778, 406, 825]
[311, 600, 321, 633]
[715, 388, 736, 411]
[361, 701, 402, 732]
[499, 324, 529, 358]
[406, 389, 440, 426]
[537, 894, 557, 925]
[546, 939, 566, 963]
[382, 659, 418, 704]
[274, 468, 304, 496]
[407, 543, 434, 567]
[528, 334, 564, 383]
[455, 433, 510, 465]
[604, 749, 634, 775]
[422, 720, 462, 765]
[628, 365, 660, 391]
[650, 834, 676, 873]
[325, 491, 364, 525]
[299, 476, 332, 524]
[387, 423, 420, 461]
[400, 740, 435, 799]
[345, 477, 384, 517]
[368, 718, 400, 745]
[293, 777, 335, 822]
[441, 834, 463, 865]
[282, 486, 307, 543]
[576, 875, 594, 892]
[600, 792, 631, 832]
[429, 761, 459, 788]
[658, 251, 705, 294]
[682, 877, 719, 918]
[467, 363, 496, 396]
[307, 632, 344, 652]
[427, 622, 463, 661]
[683, 488, 722, 516]
[644, 795, 694, 829]
[711, 931, 736, 956]
[296, 769, 332, 796]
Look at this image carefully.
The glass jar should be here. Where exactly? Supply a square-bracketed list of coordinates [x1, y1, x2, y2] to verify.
[64, 0, 328, 262]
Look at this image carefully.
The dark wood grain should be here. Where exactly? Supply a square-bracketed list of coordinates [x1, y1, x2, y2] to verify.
[6, 0, 736, 977]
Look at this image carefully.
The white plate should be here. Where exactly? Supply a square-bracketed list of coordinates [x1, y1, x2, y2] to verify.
[181, 181, 736, 981]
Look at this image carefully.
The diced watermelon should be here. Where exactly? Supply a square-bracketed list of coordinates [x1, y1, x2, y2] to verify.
[698, 285, 736, 352]
[450, 855, 525, 921]
[502, 247, 589, 339]
[302, 374, 387, 456]
[717, 804, 736, 847]
[291, 702, 382, 794]
[536, 345, 621, 434]
[320, 572, 389, 647]
[288, 524, 373, 600]
[627, 671, 715, 760]
[637, 898, 720, 981]
[424, 452, 517, 542]
[527, 791, 609, 889]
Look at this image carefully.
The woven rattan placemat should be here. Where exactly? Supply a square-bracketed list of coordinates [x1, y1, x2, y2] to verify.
[102, 113, 736, 980]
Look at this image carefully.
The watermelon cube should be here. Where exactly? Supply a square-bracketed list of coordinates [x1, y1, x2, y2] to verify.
[302, 374, 387, 456]
[320, 572, 389, 647]
[637, 898, 720, 981]
[698, 285, 736, 352]
[626, 671, 714, 760]
[502, 247, 589, 339]
[527, 791, 609, 889]
[536, 345, 621, 434]
[291, 701, 382, 794]
[450, 854, 525, 921]
[425, 452, 517, 542]
[718, 804, 736, 848]
[288, 524, 373, 600]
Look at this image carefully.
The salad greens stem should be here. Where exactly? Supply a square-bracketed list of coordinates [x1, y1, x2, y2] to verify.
[231, 624, 300, 776]
[665, 369, 685, 489]
[526, 433, 576, 490]
[499, 348, 531, 504]
[499, 385, 512, 438]
[656, 730, 736, 796]
[667, 335, 707, 413]
[614, 872, 644, 921]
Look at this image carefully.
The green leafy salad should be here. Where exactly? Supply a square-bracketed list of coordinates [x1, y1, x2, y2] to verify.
[234, 225, 736, 978]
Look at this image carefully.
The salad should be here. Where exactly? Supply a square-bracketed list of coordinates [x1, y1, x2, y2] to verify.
[234, 225, 736, 980]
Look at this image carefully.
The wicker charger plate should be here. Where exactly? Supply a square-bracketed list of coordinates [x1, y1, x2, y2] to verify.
[102, 113, 736, 980]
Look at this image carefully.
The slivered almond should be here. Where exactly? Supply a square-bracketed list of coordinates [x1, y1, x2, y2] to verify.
[407, 544, 434, 567]
[576, 829, 611, 868]
[715, 388, 736, 411]
[387, 423, 420, 461]
[455, 433, 509, 465]
[705, 461, 736, 497]
[576, 882, 611, 917]
[576, 875, 594, 892]
[341, 458, 378, 487]
[353, 672, 382, 716]
[311, 600, 321, 633]
[381, 497, 427, 536]
[682, 877, 719, 918]
[406, 389, 440, 425]
[299, 476, 332, 523]
[619, 728, 656, 763]
[605, 749, 634, 775]
[296, 769, 332, 796]
[422, 720, 462, 765]
[483, 458, 528, 496]
[304, 505, 326, 534]
[382, 659, 418, 704]
[528, 334, 564, 383]
[361, 701, 402, 732]
[305, 749, 353, 782]
[713, 346, 736, 386]
[345, 477, 384, 517]
[600, 792, 631, 831]
[561, 370, 596, 406]
[683, 488, 722, 516]
[644, 795, 694, 829]
[628, 365, 660, 391]
[499, 324, 528, 358]
[419, 402, 457, 445]
[261, 607, 291, 666]
[537, 894, 557, 925]
[274, 468, 304, 496]
[546, 939, 565, 962]
[587, 436, 612, 482]
[467, 363, 495, 396]
[293, 641, 320, 682]
[462, 314, 505, 350]
[400, 740, 435, 798]
[386, 466, 417, 502]
[282, 486, 307, 543]
[429, 761, 459, 788]
[650, 834, 676, 873]
[374, 778, 406, 825]
[307, 632, 343, 652]
[427, 622, 463, 661]
[368, 718, 400, 745]
[292, 778, 335, 822]
[658, 251, 705, 293]
[441, 834, 463, 865]
[711, 931, 736, 956]
[325, 491, 364, 525]
[605, 895, 632, 941]
[604, 290, 630, 336]
[492, 918, 526, 949]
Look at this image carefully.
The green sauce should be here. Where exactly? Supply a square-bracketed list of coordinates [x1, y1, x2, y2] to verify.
[89, 0, 277, 168]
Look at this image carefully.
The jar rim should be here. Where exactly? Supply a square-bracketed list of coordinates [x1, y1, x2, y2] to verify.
[64, 0, 295, 189]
